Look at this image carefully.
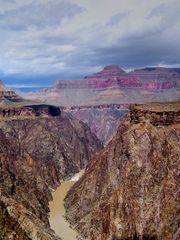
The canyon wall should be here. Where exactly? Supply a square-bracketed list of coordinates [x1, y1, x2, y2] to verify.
[0, 84, 102, 239]
[65, 105, 128, 145]
[22, 65, 180, 144]
[23, 65, 180, 107]
[0, 104, 61, 118]
[65, 102, 180, 240]
[0, 114, 102, 239]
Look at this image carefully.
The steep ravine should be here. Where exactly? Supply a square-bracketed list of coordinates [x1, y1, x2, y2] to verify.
[49, 171, 84, 240]
[0, 107, 102, 239]
[65, 102, 180, 240]
[65, 105, 128, 145]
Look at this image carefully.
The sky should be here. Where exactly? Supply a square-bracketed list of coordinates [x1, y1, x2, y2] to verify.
[0, 0, 180, 91]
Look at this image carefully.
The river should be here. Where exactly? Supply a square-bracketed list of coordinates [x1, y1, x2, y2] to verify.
[49, 171, 84, 240]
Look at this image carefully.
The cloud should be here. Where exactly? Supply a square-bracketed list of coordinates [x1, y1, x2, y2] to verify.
[6, 83, 50, 89]
[0, 0, 180, 84]
[0, 0, 15, 2]
[0, 0, 83, 30]
[107, 12, 130, 26]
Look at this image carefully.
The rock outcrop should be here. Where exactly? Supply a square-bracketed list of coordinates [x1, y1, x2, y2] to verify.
[0, 104, 61, 118]
[0, 80, 23, 102]
[0, 82, 102, 239]
[65, 102, 180, 240]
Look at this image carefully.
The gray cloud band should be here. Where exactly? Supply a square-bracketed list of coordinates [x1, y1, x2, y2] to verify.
[0, 0, 179, 80]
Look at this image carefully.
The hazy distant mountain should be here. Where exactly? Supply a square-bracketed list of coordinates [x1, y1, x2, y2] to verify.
[22, 65, 180, 106]
[20, 65, 180, 144]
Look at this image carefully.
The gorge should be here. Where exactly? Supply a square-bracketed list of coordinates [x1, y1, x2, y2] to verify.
[0, 81, 102, 239]
[49, 171, 84, 240]
[0, 73, 179, 240]
[1, 0, 180, 239]
[65, 102, 180, 240]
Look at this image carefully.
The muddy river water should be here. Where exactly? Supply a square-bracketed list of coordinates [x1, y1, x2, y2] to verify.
[49, 171, 84, 240]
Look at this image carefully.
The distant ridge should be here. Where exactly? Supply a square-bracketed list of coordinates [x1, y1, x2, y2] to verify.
[0, 80, 11, 91]
[23, 65, 180, 106]
[84, 65, 127, 79]
[0, 80, 24, 103]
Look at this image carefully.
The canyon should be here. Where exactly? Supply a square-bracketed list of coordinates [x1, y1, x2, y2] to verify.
[23, 65, 180, 144]
[1, 0, 180, 239]
[49, 170, 84, 240]
[64, 105, 128, 145]
[0, 70, 180, 240]
[0, 81, 102, 239]
[65, 101, 180, 240]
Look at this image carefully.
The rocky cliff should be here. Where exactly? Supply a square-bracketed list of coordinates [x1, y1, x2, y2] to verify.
[0, 104, 61, 118]
[65, 102, 180, 240]
[65, 104, 128, 145]
[0, 80, 23, 102]
[0, 84, 102, 239]
[22, 65, 180, 144]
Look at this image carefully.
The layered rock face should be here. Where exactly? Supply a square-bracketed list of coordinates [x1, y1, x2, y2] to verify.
[129, 67, 180, 92]
[0, 84, 102, 239]
[52, 66, 180, 93]
[23, 65, 180, 106]
[22, 65, 180, 144]
[0, 115, 61, 239]
[65, 102, 180, 240]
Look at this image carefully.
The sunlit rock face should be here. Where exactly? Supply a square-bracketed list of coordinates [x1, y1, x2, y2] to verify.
[65, 102, 180, 240]
[0, 83, 102, 240]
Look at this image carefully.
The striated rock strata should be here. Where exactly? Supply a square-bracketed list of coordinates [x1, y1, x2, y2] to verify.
[0, 118, 61, 240]
[22, 65, 180, 144]
[0, 114, 102, 239]
[0, 84, 102, 239]
[23, 65, 180, 107]
[65, 102, 180, 240]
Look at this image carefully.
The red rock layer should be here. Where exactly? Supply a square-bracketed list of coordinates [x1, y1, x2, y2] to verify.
[23, 65, 180, 108]
[54, 66, 180, 92]
[21, 66, 180, 146]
